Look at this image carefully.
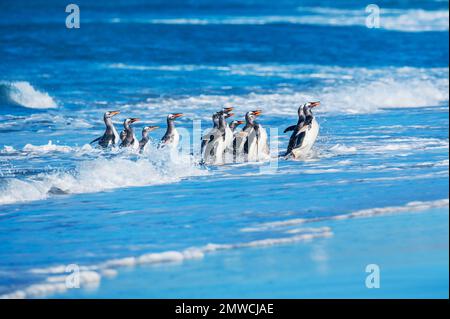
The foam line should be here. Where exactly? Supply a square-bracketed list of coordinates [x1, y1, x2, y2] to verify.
[0, 228, 332, 299]
[103, 8, 449, 32]
[0, 146, 208, 206]
[241, 199, 450, 232]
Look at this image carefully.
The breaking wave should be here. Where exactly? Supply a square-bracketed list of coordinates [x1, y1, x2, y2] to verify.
[0, 145, 208, 206]
[0, 81, 57, 109]
[127, 66, 448, 116]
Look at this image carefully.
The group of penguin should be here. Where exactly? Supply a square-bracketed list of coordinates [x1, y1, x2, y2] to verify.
[90, 101, 321, 164]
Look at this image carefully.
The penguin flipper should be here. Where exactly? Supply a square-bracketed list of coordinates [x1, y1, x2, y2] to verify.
[90, 136, 102, 144]
[284, 125, 296, 133]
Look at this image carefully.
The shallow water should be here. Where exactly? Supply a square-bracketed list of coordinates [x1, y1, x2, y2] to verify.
[0, 0, 448, 298]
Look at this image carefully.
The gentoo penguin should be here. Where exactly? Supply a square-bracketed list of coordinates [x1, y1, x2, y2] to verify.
[201, 108, 234, 165]
[229, 120, 244, 132]
[209, 107, 232, 129]
[159, 113, 183, 148]
[200, 112, 219, 157]
[119, 129, 126, 143]
[90, 110, 121, 148]
[212, 112, 220, 129]
[139, 125, 159, 152]
[222, 107, 234, 117]
[201, 108, 233, 153]
[201, 111, 229, 164]
[222, 110, 235, 155]
[233, 110, 269, 161]
[284, 101, 320, 158]
[120, 117, 140, 149]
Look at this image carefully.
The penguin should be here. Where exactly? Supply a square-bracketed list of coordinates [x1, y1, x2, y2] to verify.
[159, 113, 183, 148]
[222, 110, 235, 156]
[284, 101, 320, 158]
[120, 117, 140, 149]
[89, 110, 121, 148]
[233, 110, 269, 161]
[225, 112, 234, 120]
[119, 129, 126, 144]
[201, 108, 234, 165]
[201, 111, 229, 165]
[229, 120, 245, 132]
[222, 107, 234, 117]
[233, 110, 258, 159]
[212, 112, 220, 129]
[139, 125, 159, 152]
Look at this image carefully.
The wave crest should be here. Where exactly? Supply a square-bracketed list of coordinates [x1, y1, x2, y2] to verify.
[0, 81, 57, 109]
[105, 8, 449, 32]
[0, 145, 207, 206]
[133, 66, 448, 116]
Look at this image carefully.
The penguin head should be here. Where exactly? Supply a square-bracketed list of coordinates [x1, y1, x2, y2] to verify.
[222, 107, 234, 114]
[225, 113, 234, 119]
[142, 125, 159, 134]
[212, 113, 219, 125]
[299, 101, 320, 116]
[230, 120, 244, 129]
[167, 113, 183, 121]
[245, 110, 262, 123]
[305, 101, 320, 108]
[124, 118, 140, 126]
[104, 110, 120, 119]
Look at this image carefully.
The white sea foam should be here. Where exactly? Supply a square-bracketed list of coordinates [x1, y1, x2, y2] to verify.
[295, 7, 449, 32]
[0, 81, 57, 109]
[106, 8, 449, 32]
[22, 141, 74, 154]
[329, 144, 358, 155]
[0, 145, 17, 154]
[127, 66, 448, 116]
[0, 270, 101, 299]
[1, 228, 331, 299]
[0, 147, 208, 206]
[0, 113, 93, 131]
[302, 168, 342, 174]
[285, 226, 332, 235]
[241, 199, 449, 232]
[358, 137, 448, 156]
[107, 63, 228, 72]
[328, 137, 449, 158]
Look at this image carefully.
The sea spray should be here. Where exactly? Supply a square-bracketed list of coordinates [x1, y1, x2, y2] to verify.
[0, 144, 208, 206]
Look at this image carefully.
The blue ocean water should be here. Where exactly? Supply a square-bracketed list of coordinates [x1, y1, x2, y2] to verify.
[0, 0, 448, 298]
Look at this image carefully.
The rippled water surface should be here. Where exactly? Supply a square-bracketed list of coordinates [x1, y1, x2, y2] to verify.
[0, 0, 448, 298]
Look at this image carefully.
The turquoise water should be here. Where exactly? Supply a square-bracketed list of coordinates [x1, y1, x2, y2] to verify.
[0, 0, 448, 298]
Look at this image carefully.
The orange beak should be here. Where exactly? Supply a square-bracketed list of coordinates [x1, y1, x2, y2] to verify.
[172, 113, 183, 119]
[223, 107, 234, 113]
[237, 120, 245, 125]
[147, 126, 159, 131]
[130, 118, 140, 123]
[310, 101, 320, 108]
[110, 110, 120, 116]
[252, 110, 262, 116]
